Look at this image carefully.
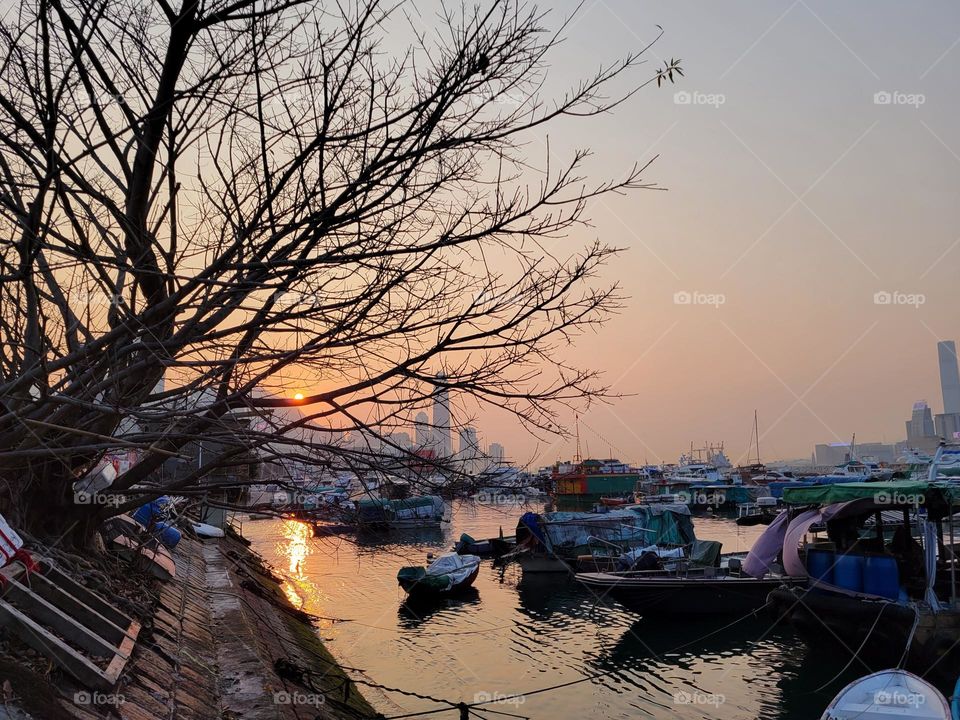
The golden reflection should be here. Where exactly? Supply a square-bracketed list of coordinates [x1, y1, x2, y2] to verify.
[281, 519, 311, 577]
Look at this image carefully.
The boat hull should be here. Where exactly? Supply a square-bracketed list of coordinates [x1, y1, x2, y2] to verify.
[770, 586, 960, 684]
[576, 572, 795, 614]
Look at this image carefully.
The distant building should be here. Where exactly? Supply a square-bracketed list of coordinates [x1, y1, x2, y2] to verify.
[383, 432, 412, 453]
[814, 441, 896, 466]
[458, 426, 479, 455]
[414, 412, 431, 448]
[457, 426, 480, 474]
[935, 413, 960, 442]
[905, 400, 939, 452]
[939, 341, 960, 414]
[432, 374, 451, 458]
[488, 442, 505, 464]
[814, 443, 853, 466]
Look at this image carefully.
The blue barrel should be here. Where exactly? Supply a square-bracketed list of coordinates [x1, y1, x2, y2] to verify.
[834, 553, 865, 592]
[132, 497, 170, 527]
[863, 554, 900, 599]
[807, 548, 835, 584]
[153, 521, 182, 549]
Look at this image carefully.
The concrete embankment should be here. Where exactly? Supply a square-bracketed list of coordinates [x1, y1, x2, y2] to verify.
[0, 531, 376, 720]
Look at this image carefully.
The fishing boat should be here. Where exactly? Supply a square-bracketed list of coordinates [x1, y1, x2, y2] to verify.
[397, 553, 481, 596]
[820, 669, 950, 719]
[767, 447, 960, 682]
[508, 503, 696, 574]
[355, 495, 447, 529]
[576, 533, 802, 614]
[735, 496, 780, 526]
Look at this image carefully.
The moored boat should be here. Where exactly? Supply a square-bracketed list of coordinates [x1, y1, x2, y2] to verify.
[397, 552, 481, 596]
[767, 464, 960, 682]
[821, 669, 950, 719]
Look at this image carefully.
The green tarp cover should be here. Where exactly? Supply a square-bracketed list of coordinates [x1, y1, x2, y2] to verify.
[781, 480, 960, 506]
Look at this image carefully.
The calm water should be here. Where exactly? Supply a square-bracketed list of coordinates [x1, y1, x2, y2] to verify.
[243, 501, 868, 719]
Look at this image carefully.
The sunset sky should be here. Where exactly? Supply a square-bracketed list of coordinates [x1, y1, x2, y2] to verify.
[457, 1, 960, 467]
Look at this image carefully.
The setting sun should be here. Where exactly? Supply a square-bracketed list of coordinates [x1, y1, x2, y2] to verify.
[293, 392, 304, 401]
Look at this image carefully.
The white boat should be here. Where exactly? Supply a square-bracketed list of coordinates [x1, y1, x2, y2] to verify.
[821, 669, 950, 719]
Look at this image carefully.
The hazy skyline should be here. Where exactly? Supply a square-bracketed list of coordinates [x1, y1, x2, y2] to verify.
[463, 1, 960, 467]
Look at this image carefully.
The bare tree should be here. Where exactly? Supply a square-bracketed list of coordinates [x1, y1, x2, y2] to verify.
[0, 0, 677, 542]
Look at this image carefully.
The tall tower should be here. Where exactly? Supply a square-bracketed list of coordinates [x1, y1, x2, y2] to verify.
[432, 374, 451, 458]
[938, 341, 960, 414]
[414, 412, 431, 448]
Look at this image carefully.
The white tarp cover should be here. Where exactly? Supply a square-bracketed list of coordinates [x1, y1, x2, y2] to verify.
[424, 553, 480, 590]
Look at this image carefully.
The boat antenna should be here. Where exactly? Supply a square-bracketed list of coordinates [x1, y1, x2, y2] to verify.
[574, 414, 582, 464]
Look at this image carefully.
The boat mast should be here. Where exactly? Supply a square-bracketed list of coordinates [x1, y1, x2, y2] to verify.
[754, 409, 761, 466]
[574, 414, 582, 464]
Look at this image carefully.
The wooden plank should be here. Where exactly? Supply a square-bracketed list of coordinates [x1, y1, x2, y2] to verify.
[102, 621, 139, 685]
[0, 598, 113, 689]
[1, 577, 119, 659]
[36, 559, 133, 629]
[25, 571, 132, 646]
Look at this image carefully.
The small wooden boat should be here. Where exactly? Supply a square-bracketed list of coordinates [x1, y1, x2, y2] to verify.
[821, 669, 950, 719]
[454, 533, 493, 555]
[397, 552, 481, 596]
[576, 561, 800, 615]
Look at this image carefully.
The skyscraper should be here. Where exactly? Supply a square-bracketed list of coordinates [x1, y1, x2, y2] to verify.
[489, 442, 505, 464]
[458, 426, 480, 474]
[938, 341, 960, 414]
[414, 411, 431, 448]
[905, 400, 937, 449]
[432, 374, 451, 458]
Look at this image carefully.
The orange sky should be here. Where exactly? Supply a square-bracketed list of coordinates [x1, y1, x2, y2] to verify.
[439, 1, 960, 467]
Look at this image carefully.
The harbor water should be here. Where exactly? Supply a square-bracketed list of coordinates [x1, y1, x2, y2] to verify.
[244, 500, 870, 719]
